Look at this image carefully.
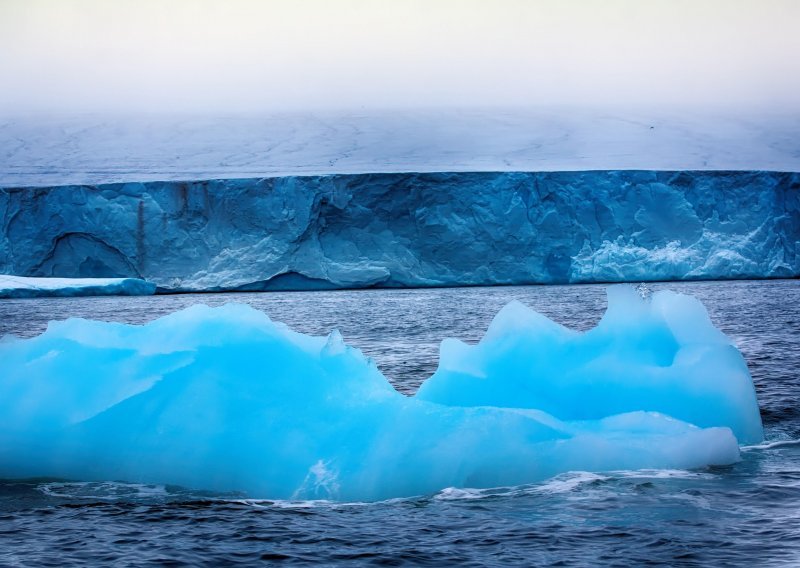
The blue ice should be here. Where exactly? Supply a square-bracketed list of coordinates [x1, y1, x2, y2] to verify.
[0, 286, 761, 501]
[0, 275, 155, 298]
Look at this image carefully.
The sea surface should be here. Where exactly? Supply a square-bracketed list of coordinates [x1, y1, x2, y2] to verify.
[0, 280, 798, 567]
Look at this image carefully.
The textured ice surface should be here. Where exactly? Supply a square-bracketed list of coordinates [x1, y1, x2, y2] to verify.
[2, 110, 799, 186]
[0, 287, 758, 501]
[1, 171, 797, 291]
[0, 275, 155, 298]
[417, 286, 764, 445]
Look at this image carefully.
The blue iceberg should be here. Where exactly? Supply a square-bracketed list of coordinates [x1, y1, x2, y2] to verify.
[0, 275, 156, 298]
[417, 286, 763, 444]
[0, 287, 761, 501]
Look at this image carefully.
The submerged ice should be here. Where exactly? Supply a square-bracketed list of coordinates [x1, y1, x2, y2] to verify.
[0, 287, 761, 501]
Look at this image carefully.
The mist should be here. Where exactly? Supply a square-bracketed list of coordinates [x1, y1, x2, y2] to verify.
[1, 0, 799, 114]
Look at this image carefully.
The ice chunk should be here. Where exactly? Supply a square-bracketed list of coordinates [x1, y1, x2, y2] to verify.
[417, 286, 763, 444]
[0, 275, 155, 298]
[0, 287, 758, 501]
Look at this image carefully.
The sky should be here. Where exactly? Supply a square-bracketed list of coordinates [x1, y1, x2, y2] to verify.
[1, 0, 798, 114]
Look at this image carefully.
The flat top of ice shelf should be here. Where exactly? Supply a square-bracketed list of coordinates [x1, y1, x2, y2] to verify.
[1, 108, 799, 188]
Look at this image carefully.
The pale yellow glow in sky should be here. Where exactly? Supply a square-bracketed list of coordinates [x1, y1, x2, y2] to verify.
[1, 0, 798, 113]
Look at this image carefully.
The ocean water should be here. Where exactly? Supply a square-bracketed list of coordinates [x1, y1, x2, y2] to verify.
[0, 280, 798, 566]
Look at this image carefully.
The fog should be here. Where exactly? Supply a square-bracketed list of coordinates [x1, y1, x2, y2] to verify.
[1, 0, 798, 114]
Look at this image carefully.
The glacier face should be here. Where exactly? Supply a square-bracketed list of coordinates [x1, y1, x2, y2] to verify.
[0, 170, 798, 291]
[0, 287, 755, 501]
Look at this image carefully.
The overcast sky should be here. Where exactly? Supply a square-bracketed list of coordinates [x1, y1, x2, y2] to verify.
[1, 0, 798, 114]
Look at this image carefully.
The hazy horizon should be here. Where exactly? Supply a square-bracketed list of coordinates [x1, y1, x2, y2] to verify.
[1, 0, 799, 115]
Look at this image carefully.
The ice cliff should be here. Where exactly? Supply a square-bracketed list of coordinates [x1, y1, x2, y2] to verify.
[1, 170, 796, 291]
[0, 287, 759, 501]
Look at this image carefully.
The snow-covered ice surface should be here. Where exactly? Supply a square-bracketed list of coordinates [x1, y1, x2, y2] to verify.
[0, 286, 758, 501]
[1, 109, 799, 187]
[0, 275, 155, 298]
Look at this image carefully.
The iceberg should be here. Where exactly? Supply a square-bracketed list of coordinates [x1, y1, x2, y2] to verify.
[0, 275, 156, 298]
[1, 171, 797, 292]
[0, 287, 760, 501]
[417, 286, 763, 444]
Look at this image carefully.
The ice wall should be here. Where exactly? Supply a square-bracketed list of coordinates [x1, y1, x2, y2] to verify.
[1, 170, 797, 291]
[0, 288, 756, 501]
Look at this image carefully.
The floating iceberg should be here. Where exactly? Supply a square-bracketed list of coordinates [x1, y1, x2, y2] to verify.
[417, 286, 763, 444]
[0, 275, 155, 298]
[0, 287, 761, 501]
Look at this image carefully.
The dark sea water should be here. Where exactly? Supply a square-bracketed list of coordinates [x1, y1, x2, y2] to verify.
[1, 280, 798, 567]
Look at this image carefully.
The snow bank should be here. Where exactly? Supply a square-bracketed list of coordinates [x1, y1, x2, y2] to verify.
[0, 287, 759, 500]
[0, 275, 156, 298]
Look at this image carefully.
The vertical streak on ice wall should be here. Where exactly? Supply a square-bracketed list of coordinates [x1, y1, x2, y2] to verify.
[136, 198, 145, 277]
